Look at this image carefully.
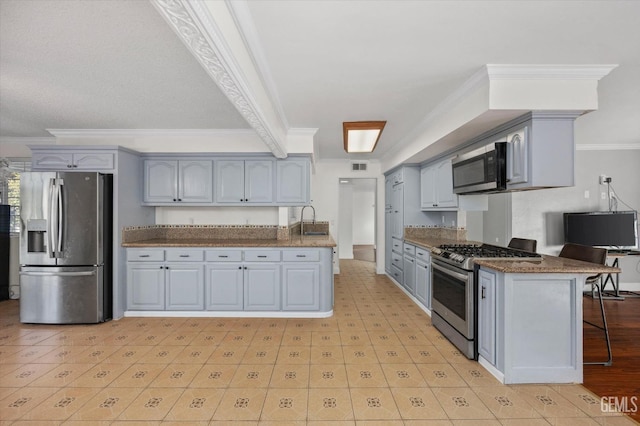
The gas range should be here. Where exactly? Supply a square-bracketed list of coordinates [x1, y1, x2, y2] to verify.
[431, 243, 542, 270]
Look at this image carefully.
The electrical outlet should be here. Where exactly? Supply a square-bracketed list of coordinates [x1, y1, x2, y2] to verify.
[584, 190, 590, 199]
[601, 192, 607, 200]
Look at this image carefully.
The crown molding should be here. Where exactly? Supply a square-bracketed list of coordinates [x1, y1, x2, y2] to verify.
[46, 129, 257, 138]
[0, 136, 56, 144]
[150, 0, 287, 158]
[486, 64, 618, 80]
[576, 143, 640, 151]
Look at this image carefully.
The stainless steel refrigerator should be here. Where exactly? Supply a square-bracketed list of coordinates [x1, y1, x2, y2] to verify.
[20, 172, 112, 324]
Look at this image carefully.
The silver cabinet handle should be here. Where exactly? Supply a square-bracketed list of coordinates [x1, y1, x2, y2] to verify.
[482, 286, 486, 299]
[257, 255, 267, 258]
[218, 255, 228, 258]
[296, 255, 306, 257]
[139, 254, 150, 258]
[56, 178, 64, 255]
[47, 178, 55, 258]
[20, 271, 96, 277]
[179, 255, 190, 258]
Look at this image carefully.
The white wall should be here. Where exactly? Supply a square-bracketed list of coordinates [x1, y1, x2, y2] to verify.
[338, 184, 353, 259]
[352, 184, 375, 245]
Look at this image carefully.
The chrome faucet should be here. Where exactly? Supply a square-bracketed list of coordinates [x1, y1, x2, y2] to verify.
[300, 205, 316, 236]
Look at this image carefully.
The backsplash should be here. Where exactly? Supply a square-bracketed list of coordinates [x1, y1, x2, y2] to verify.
[404, 225, 467, 241]
[123, 224, 289, 242]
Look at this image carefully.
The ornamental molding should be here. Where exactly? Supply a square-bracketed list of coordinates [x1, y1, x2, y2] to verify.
[46, 129, 257, 138]
[486, 64, 618, 80]
[150, 0, 287, 158]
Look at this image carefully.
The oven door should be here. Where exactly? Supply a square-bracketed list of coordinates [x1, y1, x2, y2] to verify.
[431, 259, 474, 339]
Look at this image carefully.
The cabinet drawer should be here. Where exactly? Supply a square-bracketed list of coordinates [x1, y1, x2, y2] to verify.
[391, 252, 403, 270]
[403, 243, 415, 256]
[127, 249, 164, 262]
[415, 247, 431, 263]
[390, 264, 403, 284]
[283, 250, 320, 262]
[165, 249, 204, 262]
[206, 249, 242, 262]
[244, 250, 281, 262]
[392, 237, 403, 253]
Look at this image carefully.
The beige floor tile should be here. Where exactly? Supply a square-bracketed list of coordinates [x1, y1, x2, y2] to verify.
[381, 363, 428, 388]
[472, 385, 542, 419]
[451, 420, 502, 425]
[188, 330, 227, 346]
[242, 344, 280, 364]
[27, 363, 93, 387]
[355, 421, 405, 426]
[403, 421, 454, 426]
[0, 387, 18, 402]
[230, 364, 275, 388]
[188, 363, 237, 388]
[451, 363, 503, 387]
[367, 331, 402, 346]
[417, 363, 469, 387]
[552, 384, 625, 417]
[251, 329, 285, 346]
[545, 417, 601, 425]
[513, 385, 590, 418]
[171, 344, 217, 364]
[139, 345, 184, 364]
[311, 331, 342, 346]
[340, 330, 372, 346]
[162, 387, 224, 422]
[67, 362, 129, 388]
[0, 386, 58, 421]
[498, 420, 553, 426]
[390, 386, 448, 420]
[0, 363, 57, 386]
[309, 364, 349, 388]
[374, 345, 414, 364]
[68, 387, 143, 421]
[270, 364, 310, 388]
[405, 345, 449, 364]
[435, 346, 478, 366]
[432, 387, 496, 420]
[343, 345, 379, 364]
[310, 345, 345, 364]
[592, 416, 640, 425]
[396, 330, 434, 346]
[158, 330, 197, 346]
[222, 330, 257, 345]
[277, 346, 311, 364]
[281, 331, 313, 346]
[349, 387, 401, 420]
[117, 387, 184, 421]
[108, 363, 165, 387]
[212, 387, 267, 421]
[307, 388, 354, 421]
[31, 345, 90, 364]
[20, 387, 101, 421]
[102, 345, 153, 364]
[7, 345, 59, 363]
[207, 344, 248, 364]
[71, 345, 120, 363]
[100, 331, 142, 346]
[260, 388, 308, 421]
[148, 363, 202, 387]
[346, 363, 389, 388]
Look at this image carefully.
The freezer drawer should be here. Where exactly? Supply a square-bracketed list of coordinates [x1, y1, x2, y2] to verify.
[20, 266, 105, 324]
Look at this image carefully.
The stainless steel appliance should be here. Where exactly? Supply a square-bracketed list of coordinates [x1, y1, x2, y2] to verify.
[430, 243, 541, 358]
[20, 172, 112, 324]
[452, 142, 507, 194]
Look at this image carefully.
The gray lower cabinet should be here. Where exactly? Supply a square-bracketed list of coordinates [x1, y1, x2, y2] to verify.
[165, 263, 204, 310]
[244, 264, 280, 310]
[403, 254, 416, 294]
[477, 268, 496, 365]
[282, 264, 320, 311]
[205, 263, 244, 310]
[127, 263, 165, 310]
[415, 258, 430, 308]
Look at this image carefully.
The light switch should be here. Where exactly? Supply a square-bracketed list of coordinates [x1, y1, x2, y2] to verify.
[584, 190, 590, 199]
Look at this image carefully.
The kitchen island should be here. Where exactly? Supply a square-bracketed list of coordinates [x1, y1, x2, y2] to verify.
[122, 225, 336, 318]
[402, 235, 619, 384]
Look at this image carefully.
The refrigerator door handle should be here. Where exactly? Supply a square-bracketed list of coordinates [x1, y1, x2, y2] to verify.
[20, 270, 96, 277]
[57, 179, 64, 255]
[48, 178, 56, 258]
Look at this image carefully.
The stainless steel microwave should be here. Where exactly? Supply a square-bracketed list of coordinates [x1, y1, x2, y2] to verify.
[452, 142, 507, 194]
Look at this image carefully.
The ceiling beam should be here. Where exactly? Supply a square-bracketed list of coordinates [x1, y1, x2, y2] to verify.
[150, 0, 288, 158]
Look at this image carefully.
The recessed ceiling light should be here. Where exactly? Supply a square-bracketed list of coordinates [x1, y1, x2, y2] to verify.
[340, 180, 350, 184]
[343, 121, 386, 153]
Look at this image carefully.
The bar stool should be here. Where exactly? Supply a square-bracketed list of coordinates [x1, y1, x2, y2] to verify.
[508, 237, 537, 252]
[558, 243, 612, 366]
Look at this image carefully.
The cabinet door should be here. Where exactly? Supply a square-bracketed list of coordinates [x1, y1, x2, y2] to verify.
[215, 160, 245, 203]
[179, 160, 213, 203]
[165, 264, 204, 310]
[403, 255, 416, 295]
[245, 160, 274, 203]
[420, 165, 437, 209]
[31, 152, 73, 170]
[282, 264, 320, 311]
[205, 264, 244, 310]
[144, 160, 178, 203]
[435, 159, 457, 207]
[415, 259, 430, 308]
[478, 269, 497, 365]
[127, 263, 165, 310]
[391, 184, 404, 239]
[507, 127, 528, 185]
[276, 159, 309, 204]
[244, 263, 280, 310]
[72, 153, 114, 170]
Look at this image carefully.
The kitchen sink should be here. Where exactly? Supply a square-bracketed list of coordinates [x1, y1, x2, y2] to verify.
[303, 231, 328, 236]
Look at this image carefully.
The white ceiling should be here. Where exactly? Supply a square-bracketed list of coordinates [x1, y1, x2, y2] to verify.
[1, 1, 639, 161]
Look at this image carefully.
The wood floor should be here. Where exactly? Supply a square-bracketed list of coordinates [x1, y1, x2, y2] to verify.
[353, 244, 376, 263]
[583, 292, 640, 423]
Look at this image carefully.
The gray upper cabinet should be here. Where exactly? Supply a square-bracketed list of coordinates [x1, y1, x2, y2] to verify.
[276, 158, 310, 205]
[31, 151, 115, 171]
[506, 126, 528, 186]
[420, 159, 457, 210]
[216, 160, 274, 203]
[144, 160, 212, 204]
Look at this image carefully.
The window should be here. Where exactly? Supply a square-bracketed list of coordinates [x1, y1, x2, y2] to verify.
[7, 174, 20, 234]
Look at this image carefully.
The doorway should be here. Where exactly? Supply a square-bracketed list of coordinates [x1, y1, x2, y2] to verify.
[338, 178, 377, 263]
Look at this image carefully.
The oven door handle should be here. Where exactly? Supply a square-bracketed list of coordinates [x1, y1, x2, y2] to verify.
[432, 261, 470, 282]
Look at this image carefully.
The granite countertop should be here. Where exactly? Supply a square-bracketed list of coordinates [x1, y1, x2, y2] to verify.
[122, 235, 336, 248]
[402, 236, 620, 274]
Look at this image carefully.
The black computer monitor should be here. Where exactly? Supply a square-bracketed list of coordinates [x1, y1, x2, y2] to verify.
[563, 211, 638, 249]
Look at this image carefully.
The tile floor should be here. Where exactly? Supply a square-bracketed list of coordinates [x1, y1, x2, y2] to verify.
[0, 259, 637, 425]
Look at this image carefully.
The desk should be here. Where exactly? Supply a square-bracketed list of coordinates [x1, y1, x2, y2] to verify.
[601, 251, 640, 299]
